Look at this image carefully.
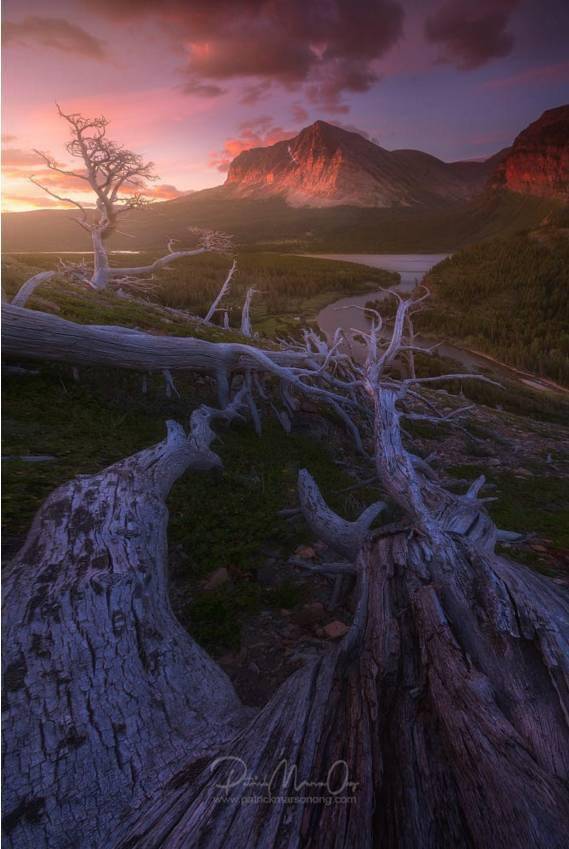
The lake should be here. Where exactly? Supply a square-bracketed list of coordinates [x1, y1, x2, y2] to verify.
[306, 253, 449, 295]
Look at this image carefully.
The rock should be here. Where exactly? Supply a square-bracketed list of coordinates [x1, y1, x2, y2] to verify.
[294, 545, 317, 560]
[203, 567, 230, 591]
[292, 602, 326, 627]
[489, 105, 569, 200]
[323, 620, 349, 640]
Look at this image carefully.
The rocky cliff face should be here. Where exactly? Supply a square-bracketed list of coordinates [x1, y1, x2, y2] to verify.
[224, 121, 497, 208]
[490, 105, 569, 200]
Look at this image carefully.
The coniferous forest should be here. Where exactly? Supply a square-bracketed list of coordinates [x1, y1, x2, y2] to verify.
[422, 231, 569, 384]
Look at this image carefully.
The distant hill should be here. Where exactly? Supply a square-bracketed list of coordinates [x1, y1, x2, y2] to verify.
[1, 189, 558, 255]
[224, 120, 502, 208]
[2, 107, 567, 253]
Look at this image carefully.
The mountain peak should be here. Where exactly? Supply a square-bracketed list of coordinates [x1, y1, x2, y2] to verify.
[224, 119, 495, 208]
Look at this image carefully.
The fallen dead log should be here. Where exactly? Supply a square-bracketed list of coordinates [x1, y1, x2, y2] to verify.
[4, 288, 569, 849]
[2, 403, 252, 849]
[1, 303, 309, 375]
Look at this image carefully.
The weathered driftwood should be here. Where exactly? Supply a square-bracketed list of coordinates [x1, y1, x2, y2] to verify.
[298, 468, 385, 559]
[2, 402, 253, 849]
[113, 531, 569, 849]
[203, 259, 237, 324]
[3, 288, 569, 849]
[2, 304, 311, 374]
[240, 287, 257, 337]
[10, 271, 56, 308]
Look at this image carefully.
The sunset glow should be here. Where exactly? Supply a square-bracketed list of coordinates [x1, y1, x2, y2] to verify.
[2, 0, 569, 211]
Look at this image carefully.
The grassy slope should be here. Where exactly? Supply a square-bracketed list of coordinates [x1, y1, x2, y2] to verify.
[420, 229, 569, 385]
[4, 251, 569, 651]
[2, 363, 369, 651]
[2, 252, 397, 339]
[2, 190, 557, 254]
[3, 252, 390, 651]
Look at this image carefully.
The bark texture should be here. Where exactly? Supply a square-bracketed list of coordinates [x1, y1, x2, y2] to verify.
[2, 414, 249, 849]
[112, 529, 569, 849]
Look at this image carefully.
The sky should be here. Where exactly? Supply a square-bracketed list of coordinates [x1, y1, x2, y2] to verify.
[2, 0, 569, 211]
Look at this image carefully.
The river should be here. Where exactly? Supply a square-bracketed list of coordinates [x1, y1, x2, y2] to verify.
[313, 253, 565, 394]
[314, 253, 486, 370]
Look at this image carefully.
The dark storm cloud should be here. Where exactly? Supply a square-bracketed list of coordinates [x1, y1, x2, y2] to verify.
[424, 0, 521, 70]
[81, 0, 404, 109]
[3, 16, 107, 59]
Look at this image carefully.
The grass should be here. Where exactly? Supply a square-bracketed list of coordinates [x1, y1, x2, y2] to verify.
[2, 362, 361, 652]
[446, 463, 569, 551]
[2, 251, 397, 340]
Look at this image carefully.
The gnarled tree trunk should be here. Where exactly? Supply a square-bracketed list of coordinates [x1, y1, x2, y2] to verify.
[3, 289, 569, 849]
[2, 410, 250, 849]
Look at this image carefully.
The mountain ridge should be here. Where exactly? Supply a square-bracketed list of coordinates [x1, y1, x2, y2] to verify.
[2, 107, 567, 252]
[224, 119, 502, 208]
[490, 105, 569, 200]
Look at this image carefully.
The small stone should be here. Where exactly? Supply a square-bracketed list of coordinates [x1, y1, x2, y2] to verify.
[203, 567, 230, 591]
[292, 602, 326, 627]
[248, 662, 260, 675]
[323, 621, 349, 640]
[295, 545, 317, 560]
[530, 544, 548, 553]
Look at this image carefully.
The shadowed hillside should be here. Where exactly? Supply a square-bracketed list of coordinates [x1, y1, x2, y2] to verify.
[2, 188, 558, 253]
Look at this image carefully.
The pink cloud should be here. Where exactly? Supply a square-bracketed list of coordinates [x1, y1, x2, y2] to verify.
[80, 0, 404, 111]
[209, 116, 296, 172]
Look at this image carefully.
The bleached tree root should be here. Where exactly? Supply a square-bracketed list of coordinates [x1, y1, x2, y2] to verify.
[112, 531, 569, 849]
[5, 418, 568, 849]
[298, 468, 385, 559]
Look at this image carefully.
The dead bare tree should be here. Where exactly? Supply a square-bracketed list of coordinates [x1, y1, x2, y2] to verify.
[3, 290, 569, 849]
[29, 106, 232, 292]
